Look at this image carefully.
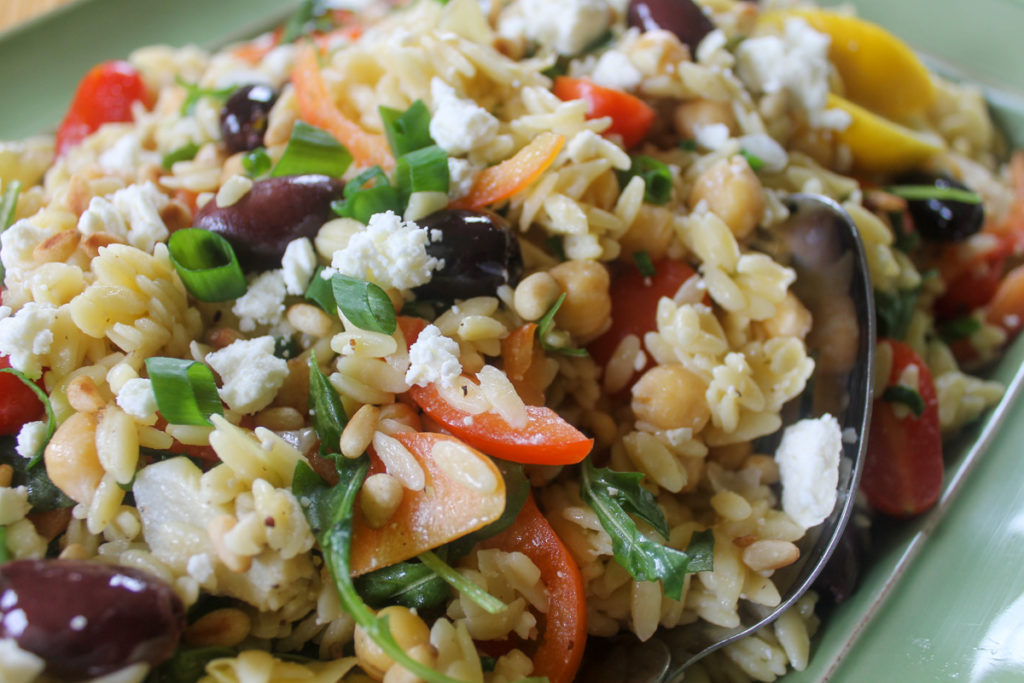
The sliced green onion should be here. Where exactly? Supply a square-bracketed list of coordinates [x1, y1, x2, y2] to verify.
[175, 76, 235, 116]
[0, 179, 22, 285]
[145, 357, 223, 426]
[740, 148, 765, 172]
[417, 550, 507, 615]
[331, 273, 397, 334]
[161, 142, 200, 170]
[242, 147, 273, 178]
[168, 229, 248, 302]
[618, 155, 672, 205]
[0, 367, 55, 468]
[633, 250, 657, 277]
[272, 121, 353, 178]
[395, 145, 449, 197]
[885, 184, 982, 204]
[379, 100, 435, 157]
[939, 315, 982, 343]
[882, 385, 926, 418]
[308, 351, 347, 456]
[332, 186, 403, 225]
[305, 267, 338, 313]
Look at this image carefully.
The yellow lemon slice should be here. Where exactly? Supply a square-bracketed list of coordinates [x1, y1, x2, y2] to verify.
[764, 9, 935, 120]
[828, 94, 943, 173]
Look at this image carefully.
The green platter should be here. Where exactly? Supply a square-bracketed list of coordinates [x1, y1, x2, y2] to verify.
[2, 1, 1023, 681]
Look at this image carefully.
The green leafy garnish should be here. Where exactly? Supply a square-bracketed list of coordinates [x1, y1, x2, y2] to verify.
[740, 148, 765, 172]
[272, 121, 353, 178]
[331, 165, 402, 224]
[581, 460, 713, 600]
[242, 147, 273, 178]
[354, 560, 450, 610]
[536, 293, 589, 358]
[882, 385, 926, 418]
[308, 351, 347, 457]
[167, 228, 248, 302]
[175, 76, 235, 116]
[874, 286, 920, 340]
[418, 550, 507, 615]
[617, 155, 672, 205]
[293, 457, 466, 683]
[678, 139, 698, 151]
[161, 142, 200, 170]
[148, 646, 236, 683]
[331, 273, 397, 334]
[280, 0, 336, 43]
[379, 100, 435, 157]
[632, 250, 657, 278]
[888, 211, 920, 253]
[0, 527, 9, 564]
[304, 267, 337, 313]
[394, 144, 449, 197]
[938, 315, 982, 343]
[0, 179, 22, 285]
[0, 438, 73, 511]
[885, 184, 982, 204]
[145, 357, 223, 427]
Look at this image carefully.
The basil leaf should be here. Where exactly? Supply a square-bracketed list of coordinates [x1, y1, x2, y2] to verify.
[148, 646, 236, 683]
[145, 357, 223, 427]
[308, 351, 347, 457]
[874, 286, 920, 340]
[0, 367, 55, 468]
[331, 273, 397, 334]
[354, 560, 450, 610]
[380, 100, 435, 157]
[882, 385, 926, 418]
[242, 147, 273, 178]
[418, 550, 507, 614]
[161, 142, 200, 170]
[304, 267, 337, 313]
[293, 457, 465, 683]
[632, 251, 656, 278]
[581, 460, 713, 600]
[271, 121, 353, 178]
[0, 438, 73, 511]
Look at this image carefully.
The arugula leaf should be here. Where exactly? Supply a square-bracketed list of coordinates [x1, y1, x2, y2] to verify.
[353, 560, 450, 610]
[632, 251, 656, 278]
[293, 457, 465, 683]
[175, 76, 235, 116]
[0, 437, 73, 511]
[581, 460, 713, 600]
[882, 385, 926, 418]
[418, 550, 507, 614]
[535, 293, 589, 358]
[308, 351, 347, 457]
[874, 286, 920, 340]
[0, 367, 55, 468]
[331, 273, 397, 334]
[304, 267, 337, 313]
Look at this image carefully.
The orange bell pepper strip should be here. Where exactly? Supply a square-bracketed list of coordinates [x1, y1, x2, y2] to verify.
[501, 323, 547, 406]
[291, 44, 394, 169]
[454, 132, 565, 210]
[483, 494, 587, 683]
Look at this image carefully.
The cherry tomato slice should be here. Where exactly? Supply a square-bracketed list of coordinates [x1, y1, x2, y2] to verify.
[553, 77, 656, 149]
[56, 61, 152, 156]
[0, 356, 45, 436]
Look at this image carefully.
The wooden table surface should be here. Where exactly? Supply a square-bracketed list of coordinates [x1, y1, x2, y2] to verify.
[0, 0, 78, 33]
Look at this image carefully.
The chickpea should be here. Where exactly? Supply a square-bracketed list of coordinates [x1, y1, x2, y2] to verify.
[618, 204, 676, 261]
[513, 271, 562, 321]
[673, 99, 737, 141]
[44, 412, 104, 504]
[760, 291, 813, 339]
[688, 157, 765, 239]
[807, 294, 859, 373]
[547, 260, 612, 343]
[355, 606, 431, 680]
[631, 364, 711, 432]
[383, 644, 437, 683]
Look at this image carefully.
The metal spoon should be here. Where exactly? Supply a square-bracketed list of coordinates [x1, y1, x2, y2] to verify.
[581, 194, 876, 681]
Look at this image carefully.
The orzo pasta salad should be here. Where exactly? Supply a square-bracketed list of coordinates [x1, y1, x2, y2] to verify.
[0, 0, 1021, 681]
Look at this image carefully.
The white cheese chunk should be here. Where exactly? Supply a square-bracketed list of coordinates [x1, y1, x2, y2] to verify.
[15, 421, 47, 460]
[447, 157, 480, 200]
[517, 0, 610, 55]
[281, 237, 318, 295]
[0, 302, 58, 379]
[116, 378, 159, 421]
[590, 49, 644, 92]
[233, 270, 287, 332]
[1, 220, 51, 283]
[775, 413, 842, 529]
[328, 210, 443, 291]
[78, 181, 170, 253]
[405, 324, 462, 388]
[429, 78, 500, 157]
[206, 336, 288, 414]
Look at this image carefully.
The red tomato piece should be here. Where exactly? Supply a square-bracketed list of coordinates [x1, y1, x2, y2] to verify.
[56, 61, 152, 157]
[407, 382, 593, 465]
[935, 238, 1009, 321]
[986, 262, 1024, 338]
[861, 339, 943, 517]
[0, 356, 45, 436]
[552, 77, 655, 149]
[483, 495, 587, 683]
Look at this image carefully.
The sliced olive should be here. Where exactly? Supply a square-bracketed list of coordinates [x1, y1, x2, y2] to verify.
[627, 0, 716, 51]
[898, 172, 985, 242]
[220, 84, 278, 153]
[0, 559, 185, 680]
[193, 174, 345, 270]
[413, 209, 523, 302]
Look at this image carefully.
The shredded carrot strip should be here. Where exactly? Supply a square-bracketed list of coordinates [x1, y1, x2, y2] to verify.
[455, 132, 565, 210]
[291, 44, 393, 169]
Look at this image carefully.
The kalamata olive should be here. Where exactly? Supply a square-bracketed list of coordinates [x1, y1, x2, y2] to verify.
[898, 172, 985, 242]
[193, 174, 345, 270]
[627, 0, 716, 51]
[413, 209, 523, 302]
[0, 559, 185, 680]
[812, 522, 865, 604]
[219, 84, 278, 153]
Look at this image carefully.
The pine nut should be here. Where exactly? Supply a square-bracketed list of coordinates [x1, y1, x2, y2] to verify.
[360, 473, 403, 529]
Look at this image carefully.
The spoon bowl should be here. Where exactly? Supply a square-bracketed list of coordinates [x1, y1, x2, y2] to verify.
[581, 194, 876, 681]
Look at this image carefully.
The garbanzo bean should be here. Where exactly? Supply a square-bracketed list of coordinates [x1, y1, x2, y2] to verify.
[382, 644, 437, 683]
[631, 364, 711, 432]
[44, 412, 104, 504]
[688, 156, 765, 239]
[760, 291, 813, 339]
[547, 260, 612, 342]
[673, 99, 738, 141]
[354, 606, 431, 680]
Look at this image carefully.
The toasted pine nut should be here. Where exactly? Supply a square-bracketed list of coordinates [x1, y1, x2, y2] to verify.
[67, 375, 106, 413]
[341, 405, 380, 459]
[80, 232, 123, 259]
[207, 515, 252, 573]
[59, 543, 91, 561]
[184, 607, 252, 648]
[360, 473, 404, 529]
[253, 406, 305, 431]
[372, 432, 424, 491]
[33, 230, 81, 263]
[44, 412, 104, 504]
[431, 439, 498, 494]
[286, 303, 334, 337]
[0, 464, 13, 488]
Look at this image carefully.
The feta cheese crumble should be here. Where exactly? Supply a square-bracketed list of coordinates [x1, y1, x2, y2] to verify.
[15, 421, 48, 460]
[77, 181, 170, 253]
[232, 270, 287, 332]
[282, 237, 318, 295]
[774, 413, 842, 529]
[447, 157, 480, 201]
[513, 0, 611, 56]
[405, 324, 462, 388]
[116, 378, 159, 421]
[428, 79, 500, 157]
[0, 301, 58, 378]
[590, 49, 644, 92]
[328, 210, 443, 290]
[205, 336, 288, 414]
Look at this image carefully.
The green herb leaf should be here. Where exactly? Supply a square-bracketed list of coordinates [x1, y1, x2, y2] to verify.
[331, 273, 397, 334]
[149, 646, 237, 683]
[882, 385, 926, 418]
[581, 460, 713, 600]
[632, 251, 656, 278]
[167, 228, 248, 302]
[379, 100, 435, 157]
[678, 139, 697, 151]
[617, 155, 672, 205]
[0, 179, 22, 285]
[353, 560, 450, 610]
[0, 438, 73, 511]
[161, 142, 200, 170]
[938, 315, 982, 343]
[888, 210, 920, 253]
[280, 0, 331, 43]
[418, 550, 507, 614]
[293, 457, 465, 683]
[545, 235, 566, 262]
[272, 121, 353, 178]
[242, 147, 273, 178]
[395, 144, 450, 197]
[308, 350, 347, 457]
[740, 148, 765, 172]
[175, 76, 235, 116]
[446, 460, 529, 559]
[145, 357, 223, 427]
[885, 184, 982, 204]
[536, 293, 590, 358]
[332, 186, 403, 224]
[0, 367, 55, 468]
[305, 267, 337, 313]
[874, 286, 920, 340]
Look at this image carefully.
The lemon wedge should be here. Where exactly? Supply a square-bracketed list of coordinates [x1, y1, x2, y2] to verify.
[828, 94, 943, 173]
[764, 9, 935, 120]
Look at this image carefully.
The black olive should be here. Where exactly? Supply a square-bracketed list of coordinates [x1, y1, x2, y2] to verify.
[0, 559, 185, 680]
[812, 522, 866, 604]
[220, 84, 279, 153]
[193, 174, 345, 270]
[898, 172, 985, 242]
[627, 0, 716, 51]
[413, 209, 523, 302]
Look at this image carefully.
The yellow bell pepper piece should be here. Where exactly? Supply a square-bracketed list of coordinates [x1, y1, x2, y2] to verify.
[828, 94, 943, 173]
